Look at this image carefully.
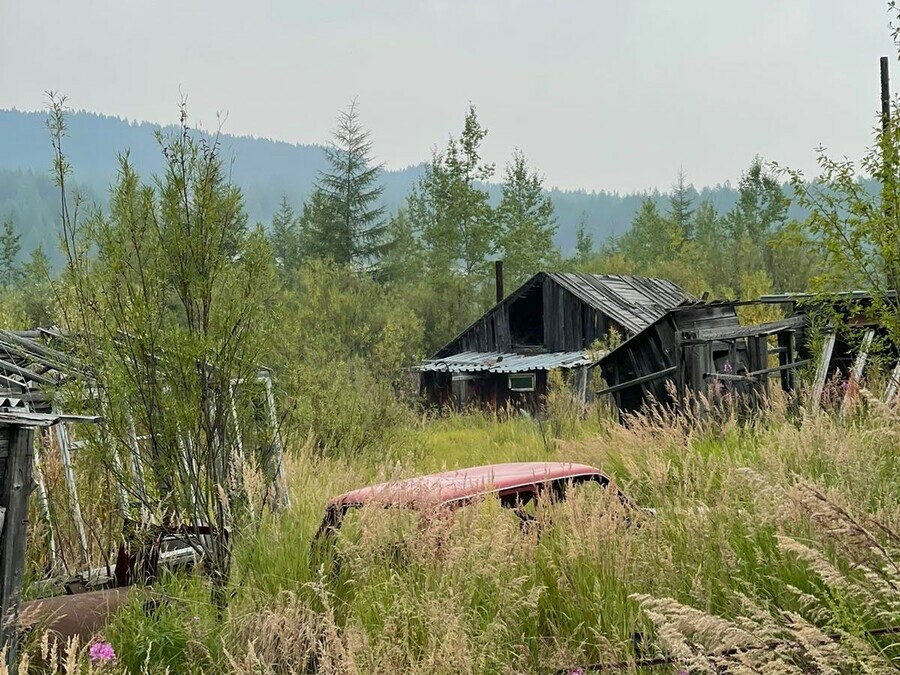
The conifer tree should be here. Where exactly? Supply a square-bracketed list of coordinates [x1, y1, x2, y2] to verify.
[692, 200, 727, 290]
[304, 100, 388, 268]
[269, 196, 301, 274]
[0, 216, 21, 288]
[298, 189, 336, 261]
[668, 169, 695, 240]
[619, 198, 673, 270]
[20, 245, 54, 326]
[496, 150, 558, 286]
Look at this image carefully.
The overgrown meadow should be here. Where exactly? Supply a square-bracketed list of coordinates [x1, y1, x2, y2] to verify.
[10, 389, 900, 674]
[1, 69, 899, 673]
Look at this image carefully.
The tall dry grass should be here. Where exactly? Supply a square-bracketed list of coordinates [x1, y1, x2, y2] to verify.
[9, 387, 900, 673]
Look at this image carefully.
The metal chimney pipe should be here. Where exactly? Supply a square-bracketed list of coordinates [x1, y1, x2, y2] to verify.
[495, 260, 504, 304]
[881, 56, 891, 131]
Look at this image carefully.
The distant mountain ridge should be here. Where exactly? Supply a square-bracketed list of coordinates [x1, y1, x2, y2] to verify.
[0, 108, 800, 265]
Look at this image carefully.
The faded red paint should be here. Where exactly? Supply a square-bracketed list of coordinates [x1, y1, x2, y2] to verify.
[328, 462, 610, 509]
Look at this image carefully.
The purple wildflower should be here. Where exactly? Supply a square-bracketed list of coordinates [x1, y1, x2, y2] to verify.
[569, 669, 584, 675]
[722, 361, 733, 374]
[89, 640, 116, 666]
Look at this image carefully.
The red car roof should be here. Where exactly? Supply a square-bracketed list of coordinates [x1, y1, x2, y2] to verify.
[327, 461, 607, 510]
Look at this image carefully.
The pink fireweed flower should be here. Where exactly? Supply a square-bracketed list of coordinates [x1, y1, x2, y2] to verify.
[722, 361, 733, 374]
[89, 640, 116, 666]
[569, 669, 584, 675]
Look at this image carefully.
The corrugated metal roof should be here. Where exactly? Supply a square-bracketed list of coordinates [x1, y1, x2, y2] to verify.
[547, 273, 692, 335]
[420, 350, 597, 374]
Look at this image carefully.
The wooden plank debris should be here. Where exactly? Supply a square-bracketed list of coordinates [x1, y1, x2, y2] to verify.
[810, 331, 837, 409]
[31, 437, 59, 572]
[850, 329, 876, 380]
[842, 329, 876, 414]
[0, 411, 100, 427]
[691, 315, 807, 342]
[52, 423, 91, 568]
[885, 359, 900, 406]
[595, 366, 677, 397]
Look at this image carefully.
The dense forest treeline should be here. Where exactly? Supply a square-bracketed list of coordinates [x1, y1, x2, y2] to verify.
[0, 97, 830, 461]
[0, 98, 832, 361]
[0, 107, 820, 268]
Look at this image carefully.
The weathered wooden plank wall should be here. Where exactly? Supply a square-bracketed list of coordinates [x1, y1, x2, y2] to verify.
[597, 304, 744, 415]
[437, 304, 512, 356]
[0, 424, 34, 670]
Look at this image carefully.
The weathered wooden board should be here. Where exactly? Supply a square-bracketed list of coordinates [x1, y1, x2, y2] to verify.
[0, 425, 35, 669]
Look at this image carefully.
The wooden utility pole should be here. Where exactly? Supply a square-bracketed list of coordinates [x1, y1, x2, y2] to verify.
[882, 57, 900, 294]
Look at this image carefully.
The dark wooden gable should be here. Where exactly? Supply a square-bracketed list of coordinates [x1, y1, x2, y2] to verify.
[434, 274, 635, 358]
[433, 276, 538, 358]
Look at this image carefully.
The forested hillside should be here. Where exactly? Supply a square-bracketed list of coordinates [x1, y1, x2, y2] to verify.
[0, 108, 813, 267]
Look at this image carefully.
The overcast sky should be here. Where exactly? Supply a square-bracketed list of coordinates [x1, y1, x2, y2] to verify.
[1, 1, 897, 192]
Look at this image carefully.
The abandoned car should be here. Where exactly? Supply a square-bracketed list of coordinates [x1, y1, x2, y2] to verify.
[315, 461, 642, 541]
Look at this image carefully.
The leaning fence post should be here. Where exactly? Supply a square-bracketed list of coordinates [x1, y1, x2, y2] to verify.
[810, 330, 837, 411]
[260, 370, 289, 510]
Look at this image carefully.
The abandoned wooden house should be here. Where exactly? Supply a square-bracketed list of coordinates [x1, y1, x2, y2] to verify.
[594, 289, 900, 417]
[593, 302, 808, 416]
[419, 270, 693, 410]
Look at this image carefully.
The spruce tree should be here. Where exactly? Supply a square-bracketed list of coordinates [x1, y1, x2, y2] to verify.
[20, 245, 54, 326]
[496, 150, 558, 286]
[298, 189, 336, 261]
[668, 169, 695, 241]
[269, 196, 301, 274]
[692, 200, 727, 290]
[619, 198, 673, 270]
[305, 100, 388, 268]
[0, 216, 21, 288]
